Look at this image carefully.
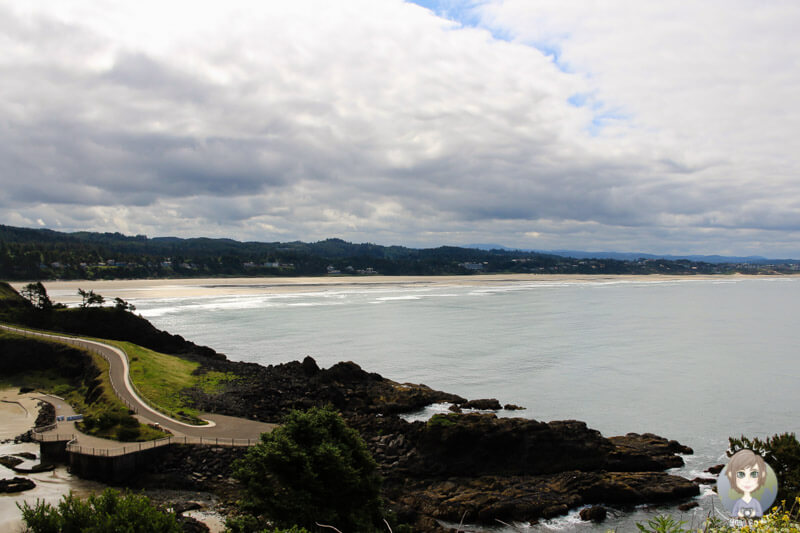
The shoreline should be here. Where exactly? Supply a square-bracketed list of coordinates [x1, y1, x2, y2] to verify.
[0, 389, 105, 532]
[11, 273, 792, 306]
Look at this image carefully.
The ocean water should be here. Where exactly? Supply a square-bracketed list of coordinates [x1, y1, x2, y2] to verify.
[122, 277, 800, 530]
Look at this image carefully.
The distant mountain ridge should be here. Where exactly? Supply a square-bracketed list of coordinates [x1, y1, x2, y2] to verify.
[466, 244, 797, 264]
[2, 224, 798, 280]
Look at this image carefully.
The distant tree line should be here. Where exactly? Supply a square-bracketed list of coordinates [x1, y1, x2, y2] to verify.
[0, 223, 795, 281]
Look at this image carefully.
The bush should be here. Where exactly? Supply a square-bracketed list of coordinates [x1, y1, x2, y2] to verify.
[233, 406, 382, 532]
[18, 488, 182, 532]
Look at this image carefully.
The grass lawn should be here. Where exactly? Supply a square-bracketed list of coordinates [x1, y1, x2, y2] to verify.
[104, 340, 235, 425]
[0, 330, 165, 441]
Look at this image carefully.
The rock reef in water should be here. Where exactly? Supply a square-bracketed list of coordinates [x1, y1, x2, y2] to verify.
[0, 476, 36, 493]
[183, 355, 699, 530]
[346, 413, 698, 529]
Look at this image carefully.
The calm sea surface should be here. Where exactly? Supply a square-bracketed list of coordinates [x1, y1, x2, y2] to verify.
[51, 276, 800, 530]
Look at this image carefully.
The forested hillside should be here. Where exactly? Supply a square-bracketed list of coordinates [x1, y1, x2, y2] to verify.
[0, 224, 789, 280]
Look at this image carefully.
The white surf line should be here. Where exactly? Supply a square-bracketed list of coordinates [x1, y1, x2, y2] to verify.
[0, 323, 215, 429]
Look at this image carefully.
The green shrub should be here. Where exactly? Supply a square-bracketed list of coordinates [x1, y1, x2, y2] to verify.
[18, 488, 181, 532]
[233, 406, 382, 532]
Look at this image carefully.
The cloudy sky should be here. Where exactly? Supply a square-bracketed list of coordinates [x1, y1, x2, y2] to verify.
[2, 1, 800, 256]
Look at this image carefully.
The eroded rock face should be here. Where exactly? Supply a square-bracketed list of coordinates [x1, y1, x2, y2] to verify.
[184, 356, 466, 421]
[606, 433, 694, 471]
[394, 471, 697, 525]
[349, 412, 698, 530]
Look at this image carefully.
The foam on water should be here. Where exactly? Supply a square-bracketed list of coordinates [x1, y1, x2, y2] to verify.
[108, 276, 800, 532]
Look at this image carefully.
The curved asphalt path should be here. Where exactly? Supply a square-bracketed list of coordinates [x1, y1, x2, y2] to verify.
[1, 323, 275, 443]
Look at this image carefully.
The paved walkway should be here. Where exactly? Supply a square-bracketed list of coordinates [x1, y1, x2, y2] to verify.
[1, 323, 275, 453]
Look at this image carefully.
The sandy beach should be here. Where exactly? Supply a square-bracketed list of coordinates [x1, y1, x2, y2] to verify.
[0, 389, 106, 532]
[10, 273, 763, 306]
[0, 389, 43, 441]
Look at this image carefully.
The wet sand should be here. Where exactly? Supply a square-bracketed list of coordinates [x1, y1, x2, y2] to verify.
[0, 390, 41, 441]
[0, 388, 106, 532]
[12, 274, 754, 306]
[0, 390, 224, 532]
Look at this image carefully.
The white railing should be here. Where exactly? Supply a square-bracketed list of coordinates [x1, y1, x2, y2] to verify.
[31, 432, 76, 442]
[66, 435, 258, 457]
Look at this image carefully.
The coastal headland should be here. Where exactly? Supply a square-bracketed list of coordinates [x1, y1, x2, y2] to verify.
[0, 278, 711, 531]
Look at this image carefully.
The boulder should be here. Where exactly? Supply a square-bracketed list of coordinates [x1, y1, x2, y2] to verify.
[0, 456, 23, 468]
[459, 398, 502, 410]
[679, 501, 700, 511]
[580, 505, 608, 522]
[605, 433, 693, 471]
[0, 477, 36, 493]
[414, 414, 613, 477]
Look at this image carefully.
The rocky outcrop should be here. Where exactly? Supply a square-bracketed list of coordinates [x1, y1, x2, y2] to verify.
[34, 399, 56, 427]
[0, 455, 23, 468]
[348, 412, 698, 529]
[184, 356, 466, 421]
[458, 398, 502, 410]
[606, 433, 694, 471]
[0, 476, 36, 493]
[580, 505, 607, 522]
[393, 471, 697, 526]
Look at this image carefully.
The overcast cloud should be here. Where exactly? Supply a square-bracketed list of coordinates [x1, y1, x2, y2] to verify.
[2, 0, 800, 256]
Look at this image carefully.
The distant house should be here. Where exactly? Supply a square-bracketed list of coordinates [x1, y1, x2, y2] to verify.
[459, 262, 485, 271]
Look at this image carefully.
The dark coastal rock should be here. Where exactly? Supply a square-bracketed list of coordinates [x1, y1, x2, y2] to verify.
[605, 433, 692, 471]
[301, 355, 320, 376]
[692, 476, 717, 484]
[173, 500, 204, 514]
[707, 464, 725, 475]
[0, 476, 36, 493]
[346, 413, 698, 529]
[0, 455, 24, 468]
[459, 398, 502, 410]
[679, 501, 700, 511]
[504, 403, 525, 410]
[184, 356, 466, 421]
[34, 399, 56, 427]
[580, 505, 608, 522]
[394, 471, 697, 525]
[12, 462, 55, 474]
[413, 413, 613, 477]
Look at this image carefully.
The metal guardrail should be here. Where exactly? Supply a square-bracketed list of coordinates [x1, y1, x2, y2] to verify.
[32, 422, 58, 434]
[31, 432, 76, 442]
[66, 435, 257, 457]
